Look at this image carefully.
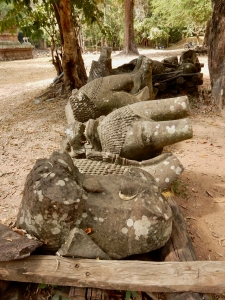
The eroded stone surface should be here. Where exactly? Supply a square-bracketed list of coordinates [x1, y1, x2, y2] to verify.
[63, 96, 193, 162]
[16, 152, 85, 252]
[0, 223, 42, 261]
[16, 152, 172, 258]
[66, 55, 154, 123]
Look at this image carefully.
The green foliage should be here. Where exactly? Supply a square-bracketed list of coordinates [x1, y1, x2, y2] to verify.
[171, 180, 188, 198]
[151, 0, 212, 36]
[38, 284, 68, 300]
[125, 290, 138, 300]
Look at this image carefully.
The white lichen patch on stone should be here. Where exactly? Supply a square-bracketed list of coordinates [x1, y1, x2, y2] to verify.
[50, 173, 55, 177]
[56, 180, 65, 187]
[65, 128, 74, 139]
[126, 218, 134, 227]
[165, 178, 170, 183]
[76, 199, 80, 203]
[122, 227, 128, 234]
[94, 217, 98, 221]
[63, 199, 75, 205]
[133, 216, 151, 240]
[139, 172, 147, 181]
[75, 219, 81, 225]
[170, 165, 175, 170]
[155, 178, 160, 182]
[182, 124, 190, 133]
[181, 101, 187, 109]
[33, 214, 43, 224]
[170, 105, 175, 111]
[156, 124, 160, 129]
[37, 190, 43, 202]
[166, 125, 176, 134]
[34, 190, 37, 194]
[154, 131, 158, 136]
[163, 161, 169, 165]
[59, 213, 68, 221]
[52, 212, 58, 219]
[82, 212, 87, 218]
[82, 194, 88, 200]
[51, 227, 61, 235]
[175, 166, 182, 175]
[99, 217, 104, 222]
[159, 197, 164, 202]
[65, 178, 69, 181]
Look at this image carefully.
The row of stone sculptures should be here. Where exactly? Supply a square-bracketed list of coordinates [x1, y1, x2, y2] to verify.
[16, 51, 193, 259]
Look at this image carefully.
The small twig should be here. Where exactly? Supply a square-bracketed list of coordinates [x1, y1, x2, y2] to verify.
[179, 204, 188, 210]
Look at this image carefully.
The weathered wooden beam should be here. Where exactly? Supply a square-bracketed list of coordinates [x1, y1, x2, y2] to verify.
[0, 256, 225, 293]
[158, 197, 212, 300]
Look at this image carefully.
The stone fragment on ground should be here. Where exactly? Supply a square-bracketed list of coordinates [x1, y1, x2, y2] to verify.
[0, 223, 42, 261]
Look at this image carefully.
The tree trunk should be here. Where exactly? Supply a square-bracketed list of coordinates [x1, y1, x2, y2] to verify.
[203, 19, 210, 46]
[208, 1, 225, 109]
[123, 0, 139, 55]
[53, 0, 87, 90]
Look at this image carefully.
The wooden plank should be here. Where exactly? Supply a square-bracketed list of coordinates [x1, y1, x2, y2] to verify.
[158, 197, 212, 300]
[0, 256, 225, 293]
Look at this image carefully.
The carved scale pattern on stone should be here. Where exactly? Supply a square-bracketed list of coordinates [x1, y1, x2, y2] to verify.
[74, 159, 128, 175]
[80, 77, 103, 102]
[99, 105, 139, 154]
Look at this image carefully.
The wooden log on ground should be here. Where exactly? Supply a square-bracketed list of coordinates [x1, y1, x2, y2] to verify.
[158, 197, 212, 300]
[0, 256, 225, 293]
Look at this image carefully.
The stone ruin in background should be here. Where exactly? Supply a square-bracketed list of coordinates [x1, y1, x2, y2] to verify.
[15, 47, 199, 260]
[0, 30, 33, 61]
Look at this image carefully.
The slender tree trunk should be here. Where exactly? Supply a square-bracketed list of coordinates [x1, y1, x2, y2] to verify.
[123, 0, 139, 55]
[53, 0, 87, 90]
[208, 1, 225, 109]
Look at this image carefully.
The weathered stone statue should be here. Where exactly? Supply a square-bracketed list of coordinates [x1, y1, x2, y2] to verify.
[62, 95, 192, 190]
[63, 95, 192, 161]
[66, 55, 155, 123]
[16, 151, 172, 259]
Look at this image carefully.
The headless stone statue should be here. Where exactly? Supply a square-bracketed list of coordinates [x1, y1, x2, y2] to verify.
[66, 56, 155, 123]
[61, 95, 192, 190]
[63, 95, 192, 161]
[16, 151, 172, 259]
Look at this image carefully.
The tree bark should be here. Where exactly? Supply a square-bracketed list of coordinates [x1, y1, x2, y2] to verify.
[203, 19, 210, 47]
[54, 0, 87, 90]
[208, 1, 225, 108]
[123, 0, 139, 55]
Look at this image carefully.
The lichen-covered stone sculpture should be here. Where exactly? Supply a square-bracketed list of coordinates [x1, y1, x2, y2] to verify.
[62, 95, 192, 190]
[73, 152, 184, 191]
[16, 151, 172, 259]
[66, 55, 155, 123]
[63, 95, 192, 161]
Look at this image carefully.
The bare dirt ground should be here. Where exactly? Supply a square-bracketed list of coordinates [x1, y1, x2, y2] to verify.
[1, 47, 225, 263]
